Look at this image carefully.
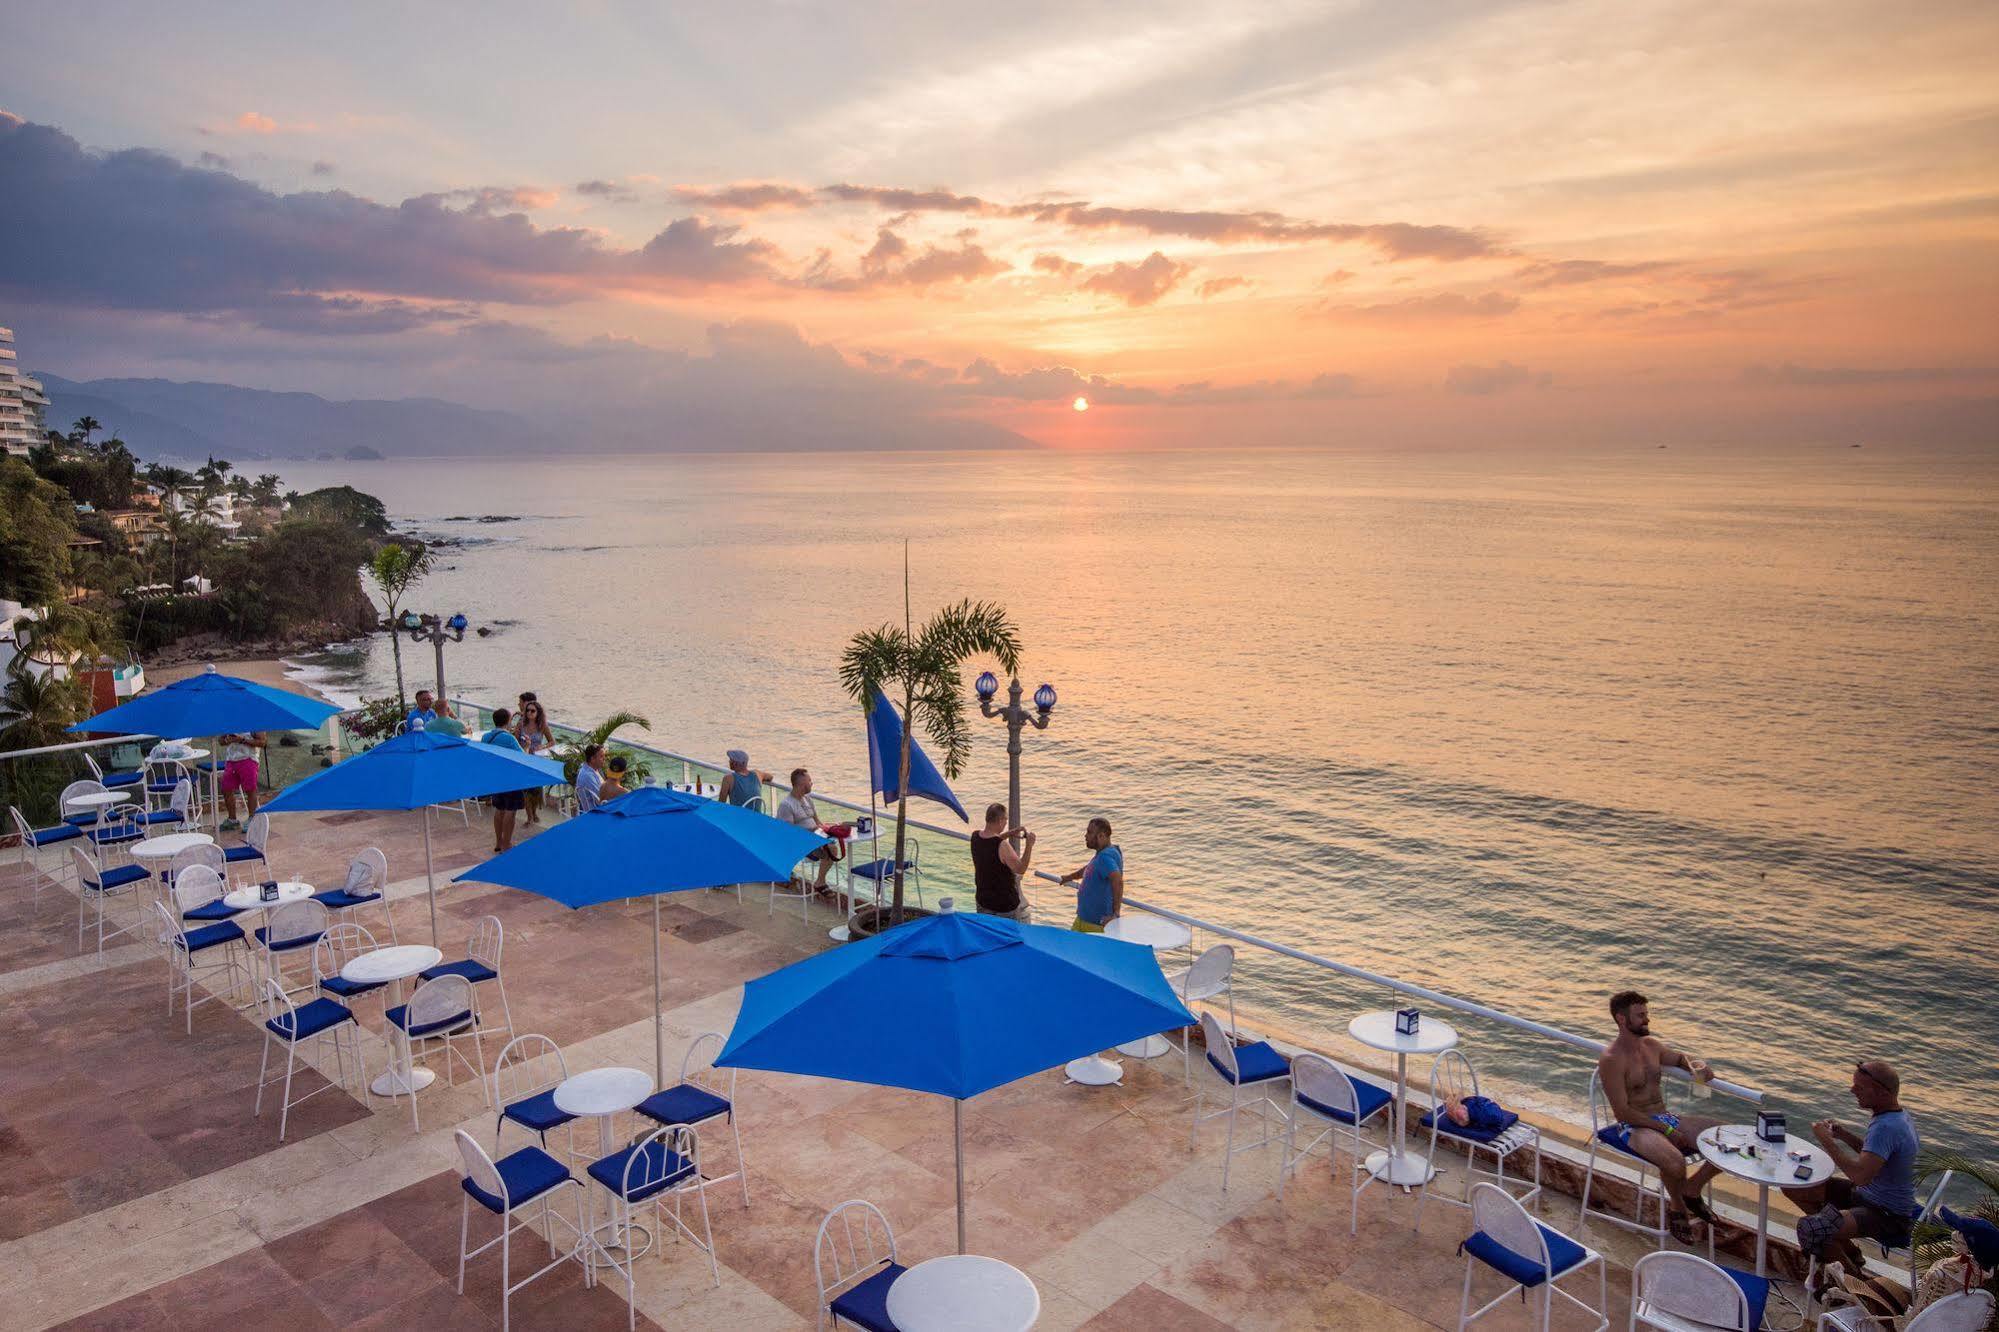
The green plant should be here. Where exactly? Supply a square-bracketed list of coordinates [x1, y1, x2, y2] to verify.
[554, 710, 652, 782]
[838, 546, 1020, 926]
[340, 694, 408, 746]
[366, 541, 433, 714]
[1915, 1149, 1999, 1294]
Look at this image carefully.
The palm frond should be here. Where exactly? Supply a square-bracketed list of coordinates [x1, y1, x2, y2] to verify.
[919, 599, 1022, 676]
[838, 625, 909, 704]
[1920, 1147, 1999, 1198]
[588, 710, 651, 747]
[910, 681, 972, 778]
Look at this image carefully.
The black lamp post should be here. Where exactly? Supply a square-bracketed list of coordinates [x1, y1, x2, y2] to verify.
[403, 611, 469, 704]
[974, 671, 1057, 829]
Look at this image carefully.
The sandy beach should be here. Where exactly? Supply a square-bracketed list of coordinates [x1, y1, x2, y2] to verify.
[150, 655, 332, 704]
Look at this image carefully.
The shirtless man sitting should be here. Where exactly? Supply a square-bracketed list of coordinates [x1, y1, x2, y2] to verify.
[1598, 989, 1722, 1243]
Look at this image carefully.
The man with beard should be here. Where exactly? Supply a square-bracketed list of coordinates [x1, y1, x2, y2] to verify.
[1597, 989, 1722, 1243]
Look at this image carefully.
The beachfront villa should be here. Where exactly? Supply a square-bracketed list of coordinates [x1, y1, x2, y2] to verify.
[4, 676, 1985, 1332]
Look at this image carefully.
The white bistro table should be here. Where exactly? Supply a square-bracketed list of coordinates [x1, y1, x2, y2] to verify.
[222, 880, 313, 913]
[341, 943, 445, 1096]
[887, 1254, 1040, 1332]
[1348, 1010, 1459, 1188]
[1105, 914, 1193, 1058]
[554, 1066, 658, 1266]
[1698, 1126, 1833, 1278]
[826, 827, 862, 942]
[66, 790, 132, 815]
[130, 831, 216, 886]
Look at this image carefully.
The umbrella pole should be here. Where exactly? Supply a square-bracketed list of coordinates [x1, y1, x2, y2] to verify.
[954, 1098, 967, 1254]
[423, 804, 440, 946]
[653, 894, 666, 1084]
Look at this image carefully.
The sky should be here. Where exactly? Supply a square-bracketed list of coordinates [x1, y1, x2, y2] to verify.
[3, 0, 1997, 451]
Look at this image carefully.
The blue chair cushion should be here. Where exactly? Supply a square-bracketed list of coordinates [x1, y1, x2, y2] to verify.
[463, 1145, 572, 1214]
[179, 920, 245, 952]
[29, 823, 83, 846]
[1460, 1221, 1589, 1287]
[828, 1262, 906, 1332]
[265, 996, 353, 1042]
[637, 1083, 731, 1127]
[1300, 1076, 1394, 1126]
[848, 859, 915, 881]
[419, 958, 497, 985]
[588, 1139, 698, 1202]
[312, 888, 382, 910]
[502, 1088, 577, 1135]
[89, 825, 142, 845]
[385, 1002, 473, 1038]
[1420, 1097, 1523, 1145]
[88, 863, 150, 890]
[62, 811, 100, 826]
[135, 809, 185, 826]
[183, 899, 242, 921]
[224, 845, 266, 863]
[254, 925, 324, 953]
[1208, 1039, 1289, 1085]
[318, 973, 386, 999]
[100, 770, 143, 787]
[1723, 1266, 1770, 1330]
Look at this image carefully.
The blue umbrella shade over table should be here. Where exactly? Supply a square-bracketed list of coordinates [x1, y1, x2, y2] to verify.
[455, 784, 829, 1077]
[262, 725, 565, 944]
[719, 907, 1194, 1250]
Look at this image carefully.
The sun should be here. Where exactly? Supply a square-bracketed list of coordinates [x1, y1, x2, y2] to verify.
[1072, 396, 1090, 412]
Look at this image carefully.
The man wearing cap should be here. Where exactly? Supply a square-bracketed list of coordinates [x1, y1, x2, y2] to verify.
[1783, 1059, 1922, 1272]
[718, 750, 770, 812]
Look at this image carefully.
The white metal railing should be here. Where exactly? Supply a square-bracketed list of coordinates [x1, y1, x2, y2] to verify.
[449, 698, 1762, 1105]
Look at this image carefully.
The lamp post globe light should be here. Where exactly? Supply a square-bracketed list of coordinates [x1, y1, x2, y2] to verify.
[975, 671, 1056, 832]
[403, 611, 471, 704]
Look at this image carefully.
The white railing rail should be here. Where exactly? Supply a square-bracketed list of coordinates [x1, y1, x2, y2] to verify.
[0, 733, 159, 759]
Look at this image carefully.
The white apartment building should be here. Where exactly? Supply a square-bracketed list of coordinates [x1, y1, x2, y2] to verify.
[0, 326, 52, 456]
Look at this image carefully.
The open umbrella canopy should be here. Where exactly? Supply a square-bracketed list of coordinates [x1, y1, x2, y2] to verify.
[260, 726, 564, 813]
[452, 784, 828, 904]
[718, 909, 1194, 1099]
[68, 664, 342, 737]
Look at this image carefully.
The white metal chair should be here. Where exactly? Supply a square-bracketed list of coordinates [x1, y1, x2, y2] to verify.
[255, 978, 363, 1142]
[312, 846, 397, 942]
[492, 1033, 578, 1155]
[586, 1123, 720, 1325]
[420, 913, 510, 1037]
[1819, 1290, 1994, 1332]
[130, 776, 194, 831]
[71, 842, 147, 952]
[1189, 1009, 1293, 1191]
[172, 863, 237, 923]
[223, 811, 270, 879]
[141, 754, 189, 814]
[1630, 1250, 1767, 1332]
[636, 1030, 750, 1205]
[1459, 1180, 1609, 1332]
[11, 805, 82, 895]
[1804, 1169, 1956, 1317]
[165, 842, 226, 911]
[151, 900, 249, 1034]
[1278, 1052, 1394, 1231]
[83, 748, 144, 792]
[1580, 1068, 1710, 1254]
[847, 839, 921, 909]
[815, 1199, 905, 1332]
[771, 859, 820, 924]
[255, 897, 329, 995]
[453, 1128, 593, 1332]
[58, 778, 109, 826]
[1415, 1050, 1544, 1229]
[312, 921, 387, 1014]
[386, 973, 488, 1130]
[1164, 944, 1236, 1084]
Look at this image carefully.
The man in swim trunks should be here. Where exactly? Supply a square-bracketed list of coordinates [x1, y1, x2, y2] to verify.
[1781, 1059, 1920, 1276]
[1598, 989, 1722, 1243]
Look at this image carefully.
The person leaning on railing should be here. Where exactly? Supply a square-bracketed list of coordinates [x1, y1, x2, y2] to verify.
[1057, 816, 1123, 934]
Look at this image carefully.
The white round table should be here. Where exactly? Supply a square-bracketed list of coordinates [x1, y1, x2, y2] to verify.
[223, 880, 313, 913]
[342, 944, 445, 1095]
[1699, 1126, 1833, 1278]
[66, 790, 132, 812]
[555, 1067, 658, 1265]
[1105, 914, 1194, 1057]
[887, 1255, 1040, 1332]
[1348, 1010, 1459, 1188]
[129, 831, 216, 867]
[826, 828, 863, 942]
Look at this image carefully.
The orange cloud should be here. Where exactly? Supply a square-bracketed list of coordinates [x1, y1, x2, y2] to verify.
[1079, 252, 1190, 306]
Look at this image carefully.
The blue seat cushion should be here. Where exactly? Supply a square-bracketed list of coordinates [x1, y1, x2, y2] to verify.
[463, 1146, 572, 1214]
[637, 1083, 731, 1127]
[30, 823, 82, 846]
[1300, 1076, 1394, 1126]
[89, 826, 141, 845]
[1461, 1221, 1589, 1287]
[318, 973, 386, 999]
[588, 1139, 698, 1202]
[1723, 1266, 1770, 1330]
[419, 958, 497, 985]
[179, 920, 245, 952]
[183, 899, 242, 921]
[254, 925, 324, 953]
[1208, 1039, 1289, 1085]
[266, 996, 353, 1041]
[828, 1262, 906, 1332]
[62, 811, 101, 826]
[313, 888, 382, 910]
[89, 863, 150, 890]
[849, 859, 915, 881]
[224, 844, 266, 863]
[100, 770, 143, 787]
[135, 809, 185, 826]
[503, 1088, 577, 1135]
[385, 1002, 473, 1038]
[1420, 1101, 1522, 1145]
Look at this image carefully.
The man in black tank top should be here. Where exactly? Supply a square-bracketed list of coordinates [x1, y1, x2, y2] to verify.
[970, 801, 1036, 922]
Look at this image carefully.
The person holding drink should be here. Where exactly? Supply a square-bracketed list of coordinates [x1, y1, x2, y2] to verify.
[1597, 989, 1724, 1243]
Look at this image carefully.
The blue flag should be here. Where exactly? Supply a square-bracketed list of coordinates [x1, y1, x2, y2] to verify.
[865, 688, 968, 822]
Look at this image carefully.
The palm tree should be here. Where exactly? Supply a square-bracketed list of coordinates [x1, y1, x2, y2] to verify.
[1914, 1148, 1999, 1283]
[838, 554, 1020, 926]
[69, 416, 102, 450]
[366, 542, 433, 714]
[0, 666, 85, 750]
[554, 710, 652, 783]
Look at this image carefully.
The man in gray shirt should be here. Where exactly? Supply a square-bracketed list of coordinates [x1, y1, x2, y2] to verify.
[1783, 1059, 1921, 1271]
[777, 767, 841, 891]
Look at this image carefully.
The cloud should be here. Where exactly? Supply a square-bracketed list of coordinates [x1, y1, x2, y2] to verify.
[630, 217, 785, 284]
[245, 294, 480, 335]
[1197, 274, 1250, 298]
[1320, 290, 1522, 320]
[421, 185, 561, 215]
[1444, 360, 1551, 395]
[237, 112, 279, 134]
[310, 160, 336, 177]
[670, 181, 817, 211]
[952, 357, 1359, 406]
[807, 227, 1008, 290]
[209, 111, 316, 136]
[823, 183, 991, 214]
[1078, 251, 1189, 306]
[575, 178, 639, 204]
[197, 150, 231, 169]
[1032, 252, 1082, 276]
[1514, 258, 1677, 287]
[1742, 362, 1999, 387]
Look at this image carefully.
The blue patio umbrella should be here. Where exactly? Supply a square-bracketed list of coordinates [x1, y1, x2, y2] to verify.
[68, 664, 344, 831]
[718, 907, 1194, 1251]
[454, 784, 828, 1079]
[262, 724, 565, 945]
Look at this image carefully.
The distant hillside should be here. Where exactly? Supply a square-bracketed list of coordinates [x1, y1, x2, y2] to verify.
[37, 374, 551, 461]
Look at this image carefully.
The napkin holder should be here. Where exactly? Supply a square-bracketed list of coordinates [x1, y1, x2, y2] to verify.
[1395, 1007, 1421, 1036]
[259, 880, 280, 903]
[1756, 1110, 1786, 1145]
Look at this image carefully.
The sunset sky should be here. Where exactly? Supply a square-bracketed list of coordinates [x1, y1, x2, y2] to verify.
[4, 0, 1996, 450]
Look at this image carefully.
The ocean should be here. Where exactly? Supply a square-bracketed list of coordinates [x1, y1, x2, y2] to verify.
[273, 444, 1999, 1155]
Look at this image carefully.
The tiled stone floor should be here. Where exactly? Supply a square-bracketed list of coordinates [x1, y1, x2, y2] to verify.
[3, 797, 1749, 1330]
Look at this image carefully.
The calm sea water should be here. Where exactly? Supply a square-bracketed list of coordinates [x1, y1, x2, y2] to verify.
[275, 445, 1999, 1154]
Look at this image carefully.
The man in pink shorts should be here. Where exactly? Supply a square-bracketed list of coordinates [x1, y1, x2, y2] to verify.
[218, 730, 266, 831]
